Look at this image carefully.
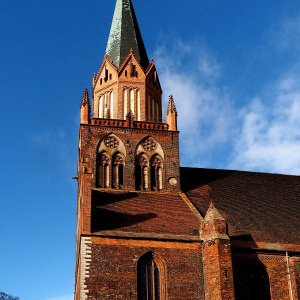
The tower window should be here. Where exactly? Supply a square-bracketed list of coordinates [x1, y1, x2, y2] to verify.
[104, 68, 108, 82]
[136, 154, 149, 190]
[112, 152, 125, 189]
[97, 152, 110, 188]
[109, 73, 112, 80]
[151, 155, 163, 191]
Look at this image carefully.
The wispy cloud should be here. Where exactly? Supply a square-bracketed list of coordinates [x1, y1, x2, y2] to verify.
[231, 73, 300, 175]
[154, 13, 300, 175]
[31, 127, 77, 173]
[154, 39, 234, 167]
[270, 14, 300, 52]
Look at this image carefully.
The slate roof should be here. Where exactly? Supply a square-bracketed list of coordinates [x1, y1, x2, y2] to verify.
[91, 190, 200, 238]
[105, 0, 149, 70]
[181, 167, 300, 245]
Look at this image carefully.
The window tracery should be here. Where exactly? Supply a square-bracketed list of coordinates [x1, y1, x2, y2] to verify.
[104, 136, 119, 148]
[97, 135, 126, 189]
[137, 252, 165, 300]
[142, 137, 157, 152]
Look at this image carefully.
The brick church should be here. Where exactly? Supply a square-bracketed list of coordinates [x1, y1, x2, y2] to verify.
[74, 0, 300, 299]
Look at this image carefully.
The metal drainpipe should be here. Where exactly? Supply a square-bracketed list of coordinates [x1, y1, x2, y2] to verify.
[286, 251, 294, 300]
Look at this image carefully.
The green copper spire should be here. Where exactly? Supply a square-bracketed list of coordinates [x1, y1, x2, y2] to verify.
[105, 0, 149, 70]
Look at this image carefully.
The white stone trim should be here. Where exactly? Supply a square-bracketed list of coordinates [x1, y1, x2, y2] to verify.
[80, 236, 92, 300]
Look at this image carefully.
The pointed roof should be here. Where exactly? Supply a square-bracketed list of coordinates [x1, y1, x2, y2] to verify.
[81, 88, 90, 107]
[105, 0, 149, 70]
[204, 202, 225, 222]
[167, 95, 177, 114]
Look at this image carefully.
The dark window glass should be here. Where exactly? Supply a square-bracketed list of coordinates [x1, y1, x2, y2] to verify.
[138, 253, 161, 300]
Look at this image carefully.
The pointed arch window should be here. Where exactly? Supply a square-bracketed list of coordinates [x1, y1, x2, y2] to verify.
[112, 152, 125, 189]
[97, 151, 110, 188]
[137, 252, 165, 300]
[151, 155, 163, 191]
[99, 91, 114, 119]
[136, 154, 149, 191]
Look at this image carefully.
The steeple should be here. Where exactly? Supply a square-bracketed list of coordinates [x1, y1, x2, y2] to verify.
[105, 0, 149, 70]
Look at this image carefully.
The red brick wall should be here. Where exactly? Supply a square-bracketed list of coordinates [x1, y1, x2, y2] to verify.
[202, 239, 235, 300]
[232, 251, 299, 300]
[84, 237, 204, 300]
[79, 124, 181, 193]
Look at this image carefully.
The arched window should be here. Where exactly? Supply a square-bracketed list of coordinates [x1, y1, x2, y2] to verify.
[136, 154, 149, 191]
[112, 152, 125, 189]
[137, 252, 165, 300]
[97, 152, 110, 188]
[151, 155, 163, 191]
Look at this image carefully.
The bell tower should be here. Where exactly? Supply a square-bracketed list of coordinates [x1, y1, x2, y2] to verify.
[75, 1, 182, 299]
[92, 0, 162, 122]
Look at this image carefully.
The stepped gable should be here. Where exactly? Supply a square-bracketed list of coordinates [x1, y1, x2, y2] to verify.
[181, 167, 300, 244]
[91, 190, 200, 238]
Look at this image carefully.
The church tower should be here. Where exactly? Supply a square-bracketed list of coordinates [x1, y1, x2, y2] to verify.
[74, 1, 239, 299]
[74, 1, 196, 299]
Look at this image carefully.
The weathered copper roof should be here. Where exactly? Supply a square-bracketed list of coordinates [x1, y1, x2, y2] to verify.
[105, 0, 149, 70]
[181, 167, 300, 245]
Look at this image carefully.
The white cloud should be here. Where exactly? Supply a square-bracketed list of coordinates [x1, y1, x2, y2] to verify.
[154, 39, 233, 167]
[153, 29, 300, 175]
[231, 73, 300, 175]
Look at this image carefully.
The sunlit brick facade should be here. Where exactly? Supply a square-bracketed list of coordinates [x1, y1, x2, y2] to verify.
[74, 1, 300, 299]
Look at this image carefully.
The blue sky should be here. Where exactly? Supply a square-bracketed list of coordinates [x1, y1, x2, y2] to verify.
[1, 0, 300, 299]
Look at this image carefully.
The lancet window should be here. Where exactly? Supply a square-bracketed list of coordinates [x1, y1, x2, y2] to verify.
[123, 87, 141, 120]
[147, 96, 160, 122]
[137, 252, 165, 300]
[135, 154, 149, 191]
[112, 152, 125, 189]
[151, 155, 163, 191]
[99, 91, 114, 119]
[96, 151, 110, 188]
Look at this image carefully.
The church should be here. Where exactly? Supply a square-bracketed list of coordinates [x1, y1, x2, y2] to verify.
[74, 0, 300, 299]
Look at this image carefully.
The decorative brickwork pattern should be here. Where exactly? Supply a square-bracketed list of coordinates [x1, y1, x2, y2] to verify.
[80, 237, 92, 300]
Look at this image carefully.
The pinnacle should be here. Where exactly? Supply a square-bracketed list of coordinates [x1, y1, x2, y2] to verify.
[204, 202, 225, 222]
[167, 95, 177, 114]
[81, 88, 90, 107]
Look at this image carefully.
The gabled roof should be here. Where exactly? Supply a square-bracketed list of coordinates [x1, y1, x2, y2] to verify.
[105, 0, 149, 70]
[181, 167, 300, 245]
[91, 190, 200, 239]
